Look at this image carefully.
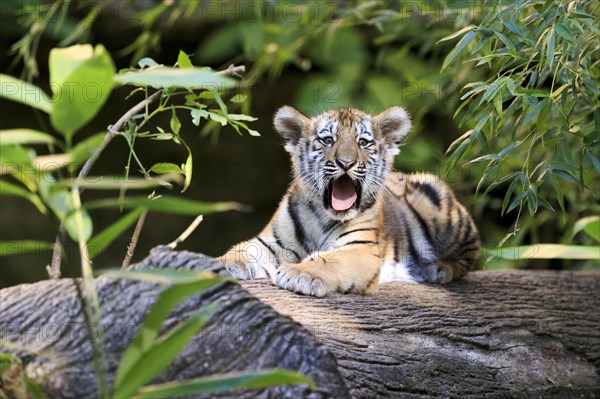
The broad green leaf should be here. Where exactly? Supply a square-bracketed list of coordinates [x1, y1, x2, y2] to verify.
[150, 163, 183, 174]
[0, 74, 52, 113]
[572, 216, 600, 242]
[208, 112, 227, 126]
[85, 195, 245, 215]
[0, 180, 46, 213]
[0, 129, 57, 146]
[0, 146, 36, 191]
[493, 30, 516, 55]
[191, 108, 209, 126]
[88, 208, 144, 259]
[486, 244, 599, 260]
[49, 44, 116, 137]
[554, 23, 577, 44]
[170, 110, 181, 135]
[0, 241, 54, 256]
[114, 67, 235, 90]
[135, 369, 315, 399]
[116, 306, 216, 398]
[442, 30, 477, 71]
[177, 50, 193, 68]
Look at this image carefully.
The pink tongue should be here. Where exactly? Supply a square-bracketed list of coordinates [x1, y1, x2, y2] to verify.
[331, 176, 357, 211]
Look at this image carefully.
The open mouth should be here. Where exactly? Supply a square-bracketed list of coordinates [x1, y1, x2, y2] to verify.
[324, 175, 362, 212]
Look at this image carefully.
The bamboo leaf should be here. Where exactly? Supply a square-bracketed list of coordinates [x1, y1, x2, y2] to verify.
[84, 195, 246, 215]
[134, 370, 315, 399]
[485, 244, 600, 260]
[0, 129, 57, 146]
[0, 241, 54, 256]
[442, 30, 477, 71]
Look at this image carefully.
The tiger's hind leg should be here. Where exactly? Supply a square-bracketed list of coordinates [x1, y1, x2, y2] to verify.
[404, 173, 481, 283]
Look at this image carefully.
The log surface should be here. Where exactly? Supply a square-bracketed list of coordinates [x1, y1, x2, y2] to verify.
[243, 270, 600, 399]
[1, 247, 599, 399]
[0, 248, 348, 399]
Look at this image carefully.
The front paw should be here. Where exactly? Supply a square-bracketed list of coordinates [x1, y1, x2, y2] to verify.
[223, 261, 253, 280]
[276, 264, 331, 297]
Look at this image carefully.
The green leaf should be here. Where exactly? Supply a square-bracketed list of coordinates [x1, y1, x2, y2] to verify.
[0, 241, 54, 256]
[442, 30, 477, 71]
[227, 114, 258, 122]
[437, 25, 477, 43]
[573, 216, 600, 243]
[0, 129, 57, 148]
[117, 307, 215, 398]
[84, 195, 245, 215]
[182, 154, 192, 193]
[150, 163, 183, 174]
[135, 369, 315, 399]
[114, 273, 226, 397]
[102, 268, 218, 284]
[88, 208, 144, 259]
[230, 94, 247, 103]
[493, 30, 516, 55]
[0, 180, 46, 213]
[0, 74, 52, 113]
[59, 174, 183, 190]
[114, 67, 235, 90]
[170, 110, 181, 135]
[177, 50, 193, 68]
[208, 112, 227, 126]
[485, 244, 600, 260]
[69, 132, 105, 164]
[49, 44, 116, 137]
[191, 108, 209, 126]
[554, 23, 577, 44]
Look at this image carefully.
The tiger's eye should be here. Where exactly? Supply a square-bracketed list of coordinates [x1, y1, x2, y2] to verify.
[359, 138, 370, 147]
[321, 137, 334, 146]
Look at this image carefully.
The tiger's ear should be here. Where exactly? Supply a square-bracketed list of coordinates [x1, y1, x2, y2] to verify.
[372, 106, 412, 151]
[274, 106, 310, 152]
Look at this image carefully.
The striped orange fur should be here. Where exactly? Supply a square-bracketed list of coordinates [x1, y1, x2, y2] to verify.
[220, 106, 480, 296]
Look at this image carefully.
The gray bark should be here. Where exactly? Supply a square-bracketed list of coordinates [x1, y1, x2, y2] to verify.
[1, 246, 599, 399]
[0, 247, 348, 399]
[243, 269, 600, 398]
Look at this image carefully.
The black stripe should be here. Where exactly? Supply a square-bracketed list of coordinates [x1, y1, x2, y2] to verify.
[366, 269, 380, 289]
[404, 201, 434, 246]
[405, 226, 422, 265]
[461, 236, 479, 248]
[338, 228, 376, 238]
[413, 181, 441, 208]
[461, 215, 474, 241]
[393, 236, 400, 263]
[343, 240, 378, 246]
[288, 197, 308, 252]
[272, 225, 300, 261]
[459, 245, 481, 257]
[257, 236, 277, 260]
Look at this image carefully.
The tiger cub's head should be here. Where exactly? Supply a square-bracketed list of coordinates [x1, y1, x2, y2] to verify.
[274, 106, 411, 220]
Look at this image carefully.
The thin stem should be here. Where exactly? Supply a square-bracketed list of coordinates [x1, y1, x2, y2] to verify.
[121, 209, 149, 269]
[168, 215, 204, 249]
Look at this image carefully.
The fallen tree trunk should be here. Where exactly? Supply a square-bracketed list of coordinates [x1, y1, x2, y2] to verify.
[243, 269, 600, 398]
[0, 248, 348, 399]
[1, 247, 599, 398]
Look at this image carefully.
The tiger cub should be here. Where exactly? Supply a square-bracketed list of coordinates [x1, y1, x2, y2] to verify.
[221, 106, 480, 297]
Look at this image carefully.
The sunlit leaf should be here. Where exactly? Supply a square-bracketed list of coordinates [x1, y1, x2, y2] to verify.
[485, 244, 600, 260]
[0, 74, 52, 113]
[114, 67, 235, 90]
[0, 129, 57, 146]
[85, 196, 246, 214]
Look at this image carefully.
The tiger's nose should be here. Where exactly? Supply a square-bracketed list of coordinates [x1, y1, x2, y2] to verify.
[336, 158, 356, 170]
